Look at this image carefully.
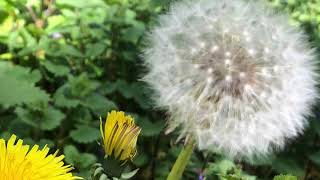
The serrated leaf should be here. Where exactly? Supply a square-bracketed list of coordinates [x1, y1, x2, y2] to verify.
[83, 93, 117, 115]
[79, 153, 98, 168]
[15, 107, 38, 127]
[114, 80, 133, 98]
[206, 159, 235, 176]
[137, 117, 164, 137]
[15, 106, 65, 131]
[42, 61, 70, 76]
[86, 42, 107, 57]
[113, 80, 151, 109]
[53, 85, 81, 108]
[0, 62, 41, 83]
[70, 125, 100, 143]
[273, 174, 297, 180]
[64, 145, 79, 164]
[40, 107, 65, 130]
[0, 62, 49, 107]
[0, 76, 48, 107]
[122, 22, 145, 43]
[64, 145, 97, 169]
[60, 44, 83, 57]
[69, 108, 92, 123]
[99, 82, 118, 95]
[69, 74, 100, 97]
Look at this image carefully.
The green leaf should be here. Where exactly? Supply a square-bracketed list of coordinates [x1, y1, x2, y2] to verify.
[70, 125, 100, 143]
[122, 22, 145, 43]
[113, 80, 151, 109]
[46, 15, 66, 33]
[56, 0, 106, 8]
[69, 108, 93, 123]
[15, 106, 65, 131]
[82, 93, 117, 115]
[40, 107, 65, 130]
[37, 139, 55, 148]
[14, 107, 37, 127]
[207, 159, 235, 175]
[0, 62, 49, 107]
[271, 157, 304, 177]
[85, 43, 107, 57]
[53, 85, 81, 108]
[64, 145, 79, 162]
[133, 153, 149, 167]
[273, 174, 298, 180]
[60, 44, 83, 57]
[99, 82, 118, 95]
[64, 145, 97, 169]
[69, 74, 100, 97]
[120, 168, 139, 179]
[308, 151, 320, 165]
[80, 153, 98, 168]
[53, 74, 99, 108]
[41, 61, 70, 77]
[137, 117, 164, 137]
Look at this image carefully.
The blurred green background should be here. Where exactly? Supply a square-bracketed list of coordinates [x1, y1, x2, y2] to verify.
[0, 0, 320, 179]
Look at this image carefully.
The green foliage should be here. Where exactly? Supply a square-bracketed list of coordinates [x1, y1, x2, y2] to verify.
[206, 158, 256, 180]
[15, 106, 65, 130]
[64, 145, 97, 177]
[0, 0, 319, 179]
[273, 174, 297, 180]
[70, 125, 100, 143]
[90, 162, 139, 180]
[269, 0, 320, 44]
[0, 62, 49, 107]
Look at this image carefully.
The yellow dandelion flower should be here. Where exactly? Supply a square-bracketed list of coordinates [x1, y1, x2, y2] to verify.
[100, 110, 141, 162]
[0, 134, 81, 180]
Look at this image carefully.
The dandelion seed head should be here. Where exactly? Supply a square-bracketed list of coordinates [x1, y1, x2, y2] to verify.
[143, 0, 318, 158]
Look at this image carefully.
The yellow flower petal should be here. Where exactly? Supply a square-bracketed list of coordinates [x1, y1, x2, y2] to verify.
[100, 110, 141, 162]
[0, 134, 82, 180]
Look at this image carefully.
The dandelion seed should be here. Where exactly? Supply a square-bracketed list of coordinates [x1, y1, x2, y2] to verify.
[264, 47, 270, 54]
[143, 0, 317, 158]
[210, 45, 219, 52]
[248, 49, 255, 56]
[225, 59, 231, 66]
[199, 42, 206, 48]
[225, 51, 231, 57]
[239, 72, 246, 78]
[225, 75, 232, 82]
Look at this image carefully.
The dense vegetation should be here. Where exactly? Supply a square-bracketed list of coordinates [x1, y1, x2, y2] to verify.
[0, 0, 319, 179]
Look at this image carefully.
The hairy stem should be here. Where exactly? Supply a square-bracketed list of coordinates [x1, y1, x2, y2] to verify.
[167, 138, 195, 180]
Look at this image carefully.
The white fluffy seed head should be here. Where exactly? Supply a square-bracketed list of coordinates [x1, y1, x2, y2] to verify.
[211, 45, 219, 52]
[143, 0, 318, 158]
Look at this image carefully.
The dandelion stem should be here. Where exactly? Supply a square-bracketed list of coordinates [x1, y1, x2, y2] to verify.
[167, 138, 195, 180]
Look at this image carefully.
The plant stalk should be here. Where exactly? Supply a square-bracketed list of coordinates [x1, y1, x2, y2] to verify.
[167, 138, 195, 180]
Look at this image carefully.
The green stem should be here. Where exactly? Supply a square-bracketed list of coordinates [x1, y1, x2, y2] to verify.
[167, 138, 195, 180]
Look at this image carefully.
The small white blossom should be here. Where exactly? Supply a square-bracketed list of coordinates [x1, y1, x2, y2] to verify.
[143, 0, 318, 158]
